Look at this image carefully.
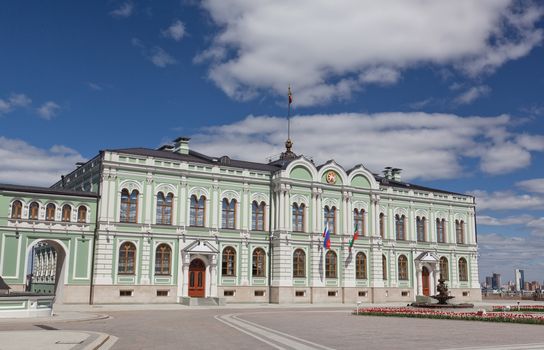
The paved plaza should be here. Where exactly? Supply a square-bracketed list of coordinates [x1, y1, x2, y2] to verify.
[2, 304, 544, 349]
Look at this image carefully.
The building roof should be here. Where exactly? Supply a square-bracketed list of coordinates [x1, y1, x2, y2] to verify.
[0, 183, 98, 198]
[105, 147, 470, 198]
[105, 147, 282, 172]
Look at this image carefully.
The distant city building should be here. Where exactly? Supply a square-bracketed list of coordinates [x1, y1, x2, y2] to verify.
[515, 269, 525, 291]
[492, 273, 501, 290]
[485, 276, 493, 289]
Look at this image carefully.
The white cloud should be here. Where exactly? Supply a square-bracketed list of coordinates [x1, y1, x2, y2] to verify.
[454, 85, 491, 105]
[469, 190, 544, 211]
[358, 67, 400, 85]
[0, 136, 85, 186]
[197, 0, 544, 106]
[0, 93, 32, 115]
[36, 101, 60, 120]
[131, 38, 177, 68]
[110, 2, 133, 18]
[517, 178, 544, 194]
[162, 20, 186, 41]
[478, 214, 535, 226]
[87, 82, 103, 91]
[150, 47, 177, 68]
[190, 112, 544, 180]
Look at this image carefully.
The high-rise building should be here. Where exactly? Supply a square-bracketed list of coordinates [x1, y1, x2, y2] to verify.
[485, 276, 493, 289]
[515, 269, 525, 291]
[492, 273, 501, 290]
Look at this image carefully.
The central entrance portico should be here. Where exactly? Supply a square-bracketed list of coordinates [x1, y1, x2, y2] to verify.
[180, 240, 219, 300]
[414, 252, 440, 297]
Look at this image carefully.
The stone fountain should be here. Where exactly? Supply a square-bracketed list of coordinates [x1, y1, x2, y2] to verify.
[411, 278, 473, 309]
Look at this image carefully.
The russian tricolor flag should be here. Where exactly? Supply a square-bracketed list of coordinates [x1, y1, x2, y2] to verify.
[323, 224, 331, 250]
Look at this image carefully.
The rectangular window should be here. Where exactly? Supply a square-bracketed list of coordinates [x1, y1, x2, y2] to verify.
[358, 291, 367, 297]
[328, 291, 338, 297]
[223, 290, 235, 297]
[295, 291, 306, 297]
[401, 291, 410, 297]
[156, 290, 169, 297]
[119, 290, 133, 297]
[254, 290, 265, 297]
[462, 291, 469, 297]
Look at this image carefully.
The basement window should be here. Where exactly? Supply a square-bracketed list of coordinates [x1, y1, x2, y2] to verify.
[358, 291, 367, 297]
[156, 290, 169, 297]
[401, 291, 410, 297]
[463, 291, 470, 297]
[224, 290, 235, 297]
[119, 290, 133, 297]
[254, 290, 265, 297]
[328, 291, 338, 297]
[295, 291, 306, 297]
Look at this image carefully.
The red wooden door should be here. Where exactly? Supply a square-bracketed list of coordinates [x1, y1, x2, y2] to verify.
[422, 267, 430, 296]
[188, 259, 205, 298]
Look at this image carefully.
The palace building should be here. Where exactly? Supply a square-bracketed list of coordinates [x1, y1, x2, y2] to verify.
[0, 137, 481, 305]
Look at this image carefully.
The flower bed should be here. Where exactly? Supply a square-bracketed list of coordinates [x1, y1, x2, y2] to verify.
[353, 307, 544, 325]
[493, 305, 544, 313]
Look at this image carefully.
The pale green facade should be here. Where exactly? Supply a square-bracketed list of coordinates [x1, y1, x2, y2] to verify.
[0, 137, 480, 304]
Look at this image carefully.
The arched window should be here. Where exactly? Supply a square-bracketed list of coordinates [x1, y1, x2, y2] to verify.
[437, 218, 446, 243]
[293, 249, 306, 278]
[29, 202, 39, 220]
[324, 206, 336, 234]
[355, 252, 367, 279]
[395, 214, 406, 240]
[190, 195, 206, 227]
[398, 255, 408, 280]
[118, 242, 136, 274]
[379, 213, 385, 238]
[252, 248, 266, 277]
[46, 203, 56, 221]
[222, 246, 236, 276]
[382, 254, 387, 280]
[11, 200, 22, 219]
[440, 256, 449, 280]
[456, 220, 464, 244]
[353, 209, 365, 236]
[252, 201, 266, 231]
[77, 206, 87, 223]
[292, 203, 305, 232]
[458, 257, 468, 281]
[156, 192, 173, 225]
[222, 198, 236, 229]
[416, 216, 426, 242]
[62, 204, 72, 222]
[155, 244, 171, 275]
[120, 189, 139, 223]
[325, 251, 337, 278]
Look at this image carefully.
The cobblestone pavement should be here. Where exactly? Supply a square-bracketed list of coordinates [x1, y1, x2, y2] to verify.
[2, 306, 544, 349]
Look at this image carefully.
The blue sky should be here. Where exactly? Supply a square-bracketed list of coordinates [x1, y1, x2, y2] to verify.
[1, 1, 544, 284]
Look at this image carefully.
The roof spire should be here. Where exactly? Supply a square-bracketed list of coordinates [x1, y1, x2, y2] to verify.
[281, 85, 297, 160]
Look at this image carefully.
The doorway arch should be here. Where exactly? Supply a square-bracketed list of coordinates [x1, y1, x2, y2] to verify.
[422, 266, 430, 296]
[25, 239, 68, 303]
[188, 258, 206, 298]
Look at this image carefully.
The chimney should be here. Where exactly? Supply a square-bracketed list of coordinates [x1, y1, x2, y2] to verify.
[383, 167, 393, 180]
[173, 137, 190, 155]
[392, 168, 402, 182]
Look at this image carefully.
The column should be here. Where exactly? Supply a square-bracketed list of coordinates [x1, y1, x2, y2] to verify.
[210, 254, 218, 297]
[178, 177, 187, 227]
[182, 254, 190, 297]
[416, 265, 422, 295]
[145, 173, 153, 224]
[212, 181, 219, 229]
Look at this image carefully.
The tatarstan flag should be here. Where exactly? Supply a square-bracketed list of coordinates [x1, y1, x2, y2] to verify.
[349, 223, 359, 251]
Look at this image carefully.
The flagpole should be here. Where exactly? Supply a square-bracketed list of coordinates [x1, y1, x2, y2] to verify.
[287, 85, 291, 141]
